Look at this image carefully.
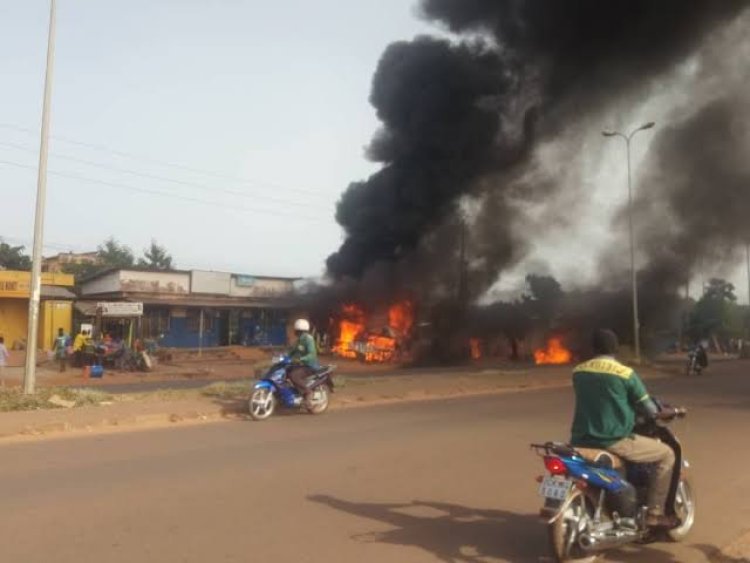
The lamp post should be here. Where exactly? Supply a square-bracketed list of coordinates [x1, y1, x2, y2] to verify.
[602, 121, 655, 364]
[23, 0, 57, 394]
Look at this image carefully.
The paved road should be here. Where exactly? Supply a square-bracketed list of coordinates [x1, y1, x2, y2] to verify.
[2, 362, 749, 562]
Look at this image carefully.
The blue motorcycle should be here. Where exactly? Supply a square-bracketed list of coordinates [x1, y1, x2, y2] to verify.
[532, 401, 695, 561]
[248, 355, 335, 421]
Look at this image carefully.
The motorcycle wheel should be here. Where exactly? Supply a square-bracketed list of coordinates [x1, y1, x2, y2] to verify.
[548, 489, 597, 563]
[306, 386, 329, 415]
[668, 477, 696, 542]
[248, 388, 276, 421]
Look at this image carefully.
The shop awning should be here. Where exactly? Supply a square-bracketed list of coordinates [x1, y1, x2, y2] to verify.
[41, 285, 76, 300]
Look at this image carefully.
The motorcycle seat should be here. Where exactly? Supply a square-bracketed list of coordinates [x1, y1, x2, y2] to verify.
[575, 448, 624, 470]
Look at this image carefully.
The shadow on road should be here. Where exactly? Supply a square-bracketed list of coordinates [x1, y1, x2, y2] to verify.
[308, 494, 544, 562]
[309, 495, 735, 562]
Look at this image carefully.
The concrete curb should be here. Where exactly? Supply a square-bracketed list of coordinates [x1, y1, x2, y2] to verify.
[0, 368, 673, 443]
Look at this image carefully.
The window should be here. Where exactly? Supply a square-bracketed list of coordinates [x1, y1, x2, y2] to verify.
[186, 309, 214, 332]
[142, 308, 170, 339]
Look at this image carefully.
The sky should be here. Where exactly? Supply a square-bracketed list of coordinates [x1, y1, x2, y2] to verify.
[1, 1, 748, 303]
[0, 0, 433, 278]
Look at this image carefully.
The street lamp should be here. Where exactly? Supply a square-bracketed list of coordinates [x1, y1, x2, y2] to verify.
[602, 121, 655, 364]
[23, 0, 57, 394]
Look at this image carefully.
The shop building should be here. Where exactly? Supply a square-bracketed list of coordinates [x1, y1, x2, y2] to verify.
[77, 268, 301, 348]
[0, 270, 76, 351]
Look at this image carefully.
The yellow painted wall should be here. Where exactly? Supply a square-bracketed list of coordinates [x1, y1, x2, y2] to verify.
[0, 300, 73, 351]
[0, 271, 75, 351]
[0, 270, 74, 298]
[40, 301, 73, 350]
[0, 298, 28, 350]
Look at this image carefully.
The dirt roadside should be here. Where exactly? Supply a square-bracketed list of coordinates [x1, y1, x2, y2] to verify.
[0, 363, 676, 443]
[711, 530, 750, 562]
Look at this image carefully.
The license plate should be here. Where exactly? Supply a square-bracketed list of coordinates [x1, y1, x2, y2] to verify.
[539, 476, 572, 501]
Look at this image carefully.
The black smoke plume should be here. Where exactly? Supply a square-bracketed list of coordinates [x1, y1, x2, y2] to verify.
[327, 0, 748, 302]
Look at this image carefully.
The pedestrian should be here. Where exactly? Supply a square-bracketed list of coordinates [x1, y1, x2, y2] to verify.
[0, 336, 9, 386]
[53, 327, 68, 372]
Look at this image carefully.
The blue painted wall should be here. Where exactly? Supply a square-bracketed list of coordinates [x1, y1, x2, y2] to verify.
[158, 316, 221, 348]
[154, 308, 287, 348]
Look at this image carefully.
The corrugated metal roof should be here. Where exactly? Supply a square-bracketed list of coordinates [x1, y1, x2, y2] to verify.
[40, 284, 76, 300]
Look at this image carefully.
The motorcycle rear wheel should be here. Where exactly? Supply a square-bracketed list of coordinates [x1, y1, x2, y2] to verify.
[668, 477, 696, 542]
[548, 490, 597, 563]
[249, 388, 276, 421]
[306, 387, 329, 415]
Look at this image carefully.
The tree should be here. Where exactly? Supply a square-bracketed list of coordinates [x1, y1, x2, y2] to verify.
[0, 240, 32, 270]
[137, 240, 174, 270]
[97, 238, 135, 269]
[522, 274, 564, 328]
[689, 278, 741, 341]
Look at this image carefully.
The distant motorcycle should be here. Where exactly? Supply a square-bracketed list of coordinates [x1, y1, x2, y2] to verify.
[248, 355, 335, 421]
[532, 400, 694, 562]
[685, 345, 707, 376]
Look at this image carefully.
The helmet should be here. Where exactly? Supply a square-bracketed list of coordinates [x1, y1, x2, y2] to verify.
[294, 319, 310, 332]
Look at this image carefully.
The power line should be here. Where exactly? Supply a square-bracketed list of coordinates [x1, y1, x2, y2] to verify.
[0, 122, 325, 197]
[0, 140, 328, 210]
[0, 158, 328, 223]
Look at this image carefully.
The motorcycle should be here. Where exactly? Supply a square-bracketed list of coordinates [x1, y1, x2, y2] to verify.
[685, 346, 707, 376]
[248, 355, 335, 421]
[532, 403, 695, 562]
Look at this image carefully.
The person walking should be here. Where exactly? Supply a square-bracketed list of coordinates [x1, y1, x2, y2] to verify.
[53, 327, 68, 372]
[0, 336, 9, 386]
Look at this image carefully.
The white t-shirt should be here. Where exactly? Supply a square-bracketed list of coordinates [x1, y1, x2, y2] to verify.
[0, 343, 9, 366]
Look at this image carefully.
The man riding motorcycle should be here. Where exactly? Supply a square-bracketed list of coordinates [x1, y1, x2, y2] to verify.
[287, 319, 319, 405]
[570, 329, 680, 529]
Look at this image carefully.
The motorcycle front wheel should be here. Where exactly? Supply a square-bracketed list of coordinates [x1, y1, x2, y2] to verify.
[249, 388, 276, 421]
[306, 386, 329, 415]
[668, 477, 696, 542]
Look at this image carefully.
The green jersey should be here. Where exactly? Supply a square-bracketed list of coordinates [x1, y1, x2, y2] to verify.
[570, 356, 651, 448]
[288, 332, 318, 367]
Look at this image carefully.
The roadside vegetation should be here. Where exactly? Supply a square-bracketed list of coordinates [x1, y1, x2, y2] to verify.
[0, 387, 113, 412]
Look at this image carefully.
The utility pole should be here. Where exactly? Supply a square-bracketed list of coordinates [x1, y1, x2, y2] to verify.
[457, 220, 468, 305]
[23, 0, 57, 394]
[602, 121, 655, 364]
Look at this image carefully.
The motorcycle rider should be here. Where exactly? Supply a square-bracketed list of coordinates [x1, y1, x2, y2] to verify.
[287, 319, 320, 404]
[570, 329, 680, 529]
[694, 338, 709, 370]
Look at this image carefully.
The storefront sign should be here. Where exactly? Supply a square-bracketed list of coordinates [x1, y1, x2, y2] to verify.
[236, 275, 256, 287]
[97, 302, 143, 317]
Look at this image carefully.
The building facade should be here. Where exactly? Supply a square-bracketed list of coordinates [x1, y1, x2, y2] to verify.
[42, 251, 99, 273]
[0, 270, 76, 351]
[77, 269, 300, 348]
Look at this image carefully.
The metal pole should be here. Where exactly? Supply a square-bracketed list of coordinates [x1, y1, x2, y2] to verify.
[23, 0, 57, 394]
[198, 309, 204, 358]
[626, 136, 641, 364]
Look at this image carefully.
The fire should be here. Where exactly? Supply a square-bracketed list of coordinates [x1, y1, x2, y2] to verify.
[388, 301, 414, 336]
[534, 338, 572, 365]
[470, 338, 482, 360]
[332, 301, 414, 363]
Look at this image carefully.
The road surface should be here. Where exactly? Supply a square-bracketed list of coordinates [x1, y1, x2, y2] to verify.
[2, 362, 749, 562]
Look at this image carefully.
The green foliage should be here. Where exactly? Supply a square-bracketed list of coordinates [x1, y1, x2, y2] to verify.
[522, 274, 563, 326]
[688, 278, 742, 340]
[137, 239, 174, 270]
[97, 237, 135, 269]
[0, 240, 32, 270]
[0, 387, 112, 412]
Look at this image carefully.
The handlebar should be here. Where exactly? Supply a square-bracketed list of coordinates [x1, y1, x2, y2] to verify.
[658, 406, 688, 421]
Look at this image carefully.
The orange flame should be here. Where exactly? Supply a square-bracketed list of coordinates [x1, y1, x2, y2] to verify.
[469, 338, 482, 360]
[388, 301, 414, 337]
[332, 301, 414, 363]
[534, 338, 572, 365]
